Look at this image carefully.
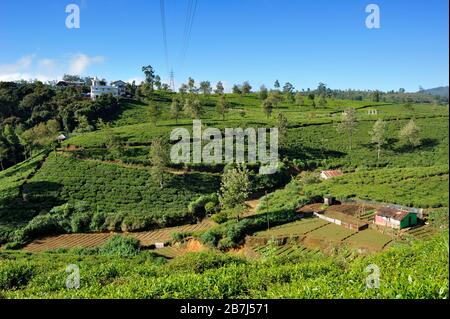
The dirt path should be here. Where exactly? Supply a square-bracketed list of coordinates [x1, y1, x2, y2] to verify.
[242, 199, 261, 218]
[22, 219, 216, 253]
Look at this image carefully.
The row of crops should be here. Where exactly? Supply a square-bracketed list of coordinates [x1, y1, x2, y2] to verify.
[0, 153, 48, 242]
[0, 153, 221, 244]
[284, 116, 449, 170]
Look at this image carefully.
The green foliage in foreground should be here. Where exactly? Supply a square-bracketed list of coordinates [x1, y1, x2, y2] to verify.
[0, 232, 447, 299]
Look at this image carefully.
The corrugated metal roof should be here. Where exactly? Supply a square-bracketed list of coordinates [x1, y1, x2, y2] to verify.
[321, 170, 343, 178]
[376, 207, 410, 221]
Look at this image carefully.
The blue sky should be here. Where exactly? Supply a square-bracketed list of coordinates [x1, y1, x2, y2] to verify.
[0, 0, 448, 92]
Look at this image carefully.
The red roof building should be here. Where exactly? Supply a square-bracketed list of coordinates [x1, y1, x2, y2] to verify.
[375, 207, 417, 229]
[320, 170, 344, 180]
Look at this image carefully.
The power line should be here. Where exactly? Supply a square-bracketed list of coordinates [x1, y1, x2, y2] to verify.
[181, 0, 193, 51]
[160, 0, 169, 73]
[180, 0, 198, 70]
[169, 69, 175, 92]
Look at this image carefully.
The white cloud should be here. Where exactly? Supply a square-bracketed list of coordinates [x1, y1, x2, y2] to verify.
[125, 77, 144, 84]
[0, 55, 55, 82]
[0, 55, 35, 74]
[0, 53, 108, 82]
[68, 54, 105, 75]
[0, 73, 58, 83]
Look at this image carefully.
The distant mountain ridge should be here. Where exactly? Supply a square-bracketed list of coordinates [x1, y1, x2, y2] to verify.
[418, 86, 449, 98]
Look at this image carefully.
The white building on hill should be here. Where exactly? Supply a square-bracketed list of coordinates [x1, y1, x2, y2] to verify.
[90, 77, 119, 100]
[110, 80, 128, 96]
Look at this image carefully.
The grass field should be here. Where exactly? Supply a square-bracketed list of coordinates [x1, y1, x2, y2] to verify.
[255, 218, 328, 237]
[306, 222, 356, 241]
[343, 229, 392, 251]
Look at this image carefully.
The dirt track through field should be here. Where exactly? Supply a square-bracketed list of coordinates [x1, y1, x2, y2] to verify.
[22, 220, 216, 253]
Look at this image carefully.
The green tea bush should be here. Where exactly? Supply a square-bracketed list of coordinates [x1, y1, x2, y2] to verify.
[200, 229, 222, 247]
[211, 211, 228, 224]
[205, 202, 217, 215]
[18, 214, 62, 242]
[17, 154, 221, 239]
[71, 212, 92, 233]
[171, 231, 193, 242]
[0, 261, 34, 290]
[90, 211, 107, 231]
[99, 235, 141, 257]
[188, 194, 219, 219]
[164, 252, 245, 274]
[428, 208, 449, 230]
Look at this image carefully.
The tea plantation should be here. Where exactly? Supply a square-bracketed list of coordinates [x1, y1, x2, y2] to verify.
[0, 91, 448, 299]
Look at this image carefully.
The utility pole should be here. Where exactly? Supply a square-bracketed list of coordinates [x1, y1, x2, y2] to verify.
[266, 191, 270, 231]
[169, 69, 175, 92]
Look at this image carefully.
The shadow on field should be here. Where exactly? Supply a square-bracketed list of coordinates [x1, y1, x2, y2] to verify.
[395, 138, 439, 153]
[164, 172, 221, 194]
[282, 144, 346, 162]
[0, 181, 64, 241]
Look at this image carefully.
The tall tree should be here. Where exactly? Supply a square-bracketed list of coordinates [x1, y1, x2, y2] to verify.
[179, 83, 188, 94]
[370, 119, 387, 162]
[154, 75, 162, 91]
[268, 90, 282, 108]
[184, 97, 203, 119]
[276, 113, 289, 147]
[199, 81, 212, 95]
[283, 82, 295, 102]
[149, 137, 170, 188]
[232, 84, 242, 95]
[259, 85, 268, 100]
[262, 98, 274, 119]
[187, 77, 196, 94]
[274, 80, 280, 90]
[399, 119, 421, 149]
[337, 108, 358, 150]
[216, 95, 229, 121]
[149, 102, 162, 126]
[21, 119, 60, 155]
[371, 91, 381, 102]
[317, 82, 327, 97]
[141, 65, 155, 91]
[214, 81, 225, 95]
[242, 81, 252, 94]
[170, 96, 183, 124]
[295, 92, 304, 106]
[219, 164, 251, 221]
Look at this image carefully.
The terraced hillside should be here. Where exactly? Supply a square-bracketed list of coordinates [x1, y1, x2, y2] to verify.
[0, 152, 221, 244]
[23, 219, 216, 252]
